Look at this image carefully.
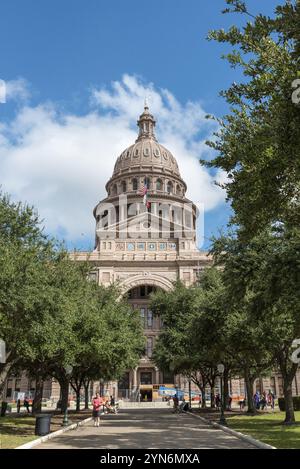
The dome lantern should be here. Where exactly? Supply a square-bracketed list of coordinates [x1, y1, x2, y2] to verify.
[136, 101, 157, 142]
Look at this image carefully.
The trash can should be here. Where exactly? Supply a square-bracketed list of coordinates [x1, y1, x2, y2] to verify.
[1, 401, 8, 417]
[35, 414, 52, 436]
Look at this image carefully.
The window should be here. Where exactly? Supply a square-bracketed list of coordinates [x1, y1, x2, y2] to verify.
[163, 371, 174, 384]
[118, 372, 129, 390]
[88, 272, 98, 282]
[167, 181, 173, 194]
[156, 179, 163, 191]
[144, 177, 150, 188]
[121, 180, 127, 192]
[140, 372, 152, 385]
[112, 184, 117, 196]
[102, 272, 110, 282]
[15, 378, 21, 392]
[140, 308, 145, 326]
[146, 337, 153, 357]
[140, 286, 146, 297]
[147, 310, 153, 328]
[6, 379, 13, 398]
[132, 178, 138, 191]
[176, 185, 182, 195]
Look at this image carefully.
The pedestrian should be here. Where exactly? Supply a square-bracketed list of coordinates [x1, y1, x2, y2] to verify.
[267, 389, 275, 410]
[24, 396, 30, 413]
[260, 392, 267, 410]
[110, 395, 115, 407]
[172, 394, 179, 411]
[253, 391, 260, 410]
[92, 392, 102, 427]
[17, 399, 21, 413]
[239, 396, 245, 410]
[228, 395, 232, 410]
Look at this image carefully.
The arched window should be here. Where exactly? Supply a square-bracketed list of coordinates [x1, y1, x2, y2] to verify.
[112, 184, 117, 196]
[144, 177, 150, 188]
[121, 180, 127, 193]
[132, 178, 138, 191]
[176, 184, 181, 195]
[167, 181, 173, 194]
[156, 179, 163, 191]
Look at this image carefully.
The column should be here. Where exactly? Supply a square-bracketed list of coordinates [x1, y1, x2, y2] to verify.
[133, 367, 138, 389]
[155, 367, 160, 385]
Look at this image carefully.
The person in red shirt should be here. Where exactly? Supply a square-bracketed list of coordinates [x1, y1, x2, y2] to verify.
[92, 392, 102, 427]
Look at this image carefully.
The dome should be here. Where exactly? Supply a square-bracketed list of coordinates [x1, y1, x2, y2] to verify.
[113, 139, 180, 177]
[112, 104, 181, 178]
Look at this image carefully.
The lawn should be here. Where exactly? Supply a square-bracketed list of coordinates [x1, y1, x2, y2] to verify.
[0, 415, 38, 449]
[0, 409, 92, 449]
[226, 411, 300, 449]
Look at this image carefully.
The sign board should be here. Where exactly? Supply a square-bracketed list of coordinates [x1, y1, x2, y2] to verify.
[0, 339, 6, 363]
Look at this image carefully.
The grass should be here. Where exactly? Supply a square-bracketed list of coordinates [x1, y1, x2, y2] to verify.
[226, 411, 300, 449]
[0, 409, 92, 449]
[0, 415, 38, 449]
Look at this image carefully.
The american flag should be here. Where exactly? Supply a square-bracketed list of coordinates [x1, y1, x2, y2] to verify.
[137, 183, 151, 209]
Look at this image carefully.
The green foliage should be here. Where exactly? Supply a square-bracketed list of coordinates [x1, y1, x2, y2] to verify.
[0, 190, 144, 394]
[205, 0, 300, 238]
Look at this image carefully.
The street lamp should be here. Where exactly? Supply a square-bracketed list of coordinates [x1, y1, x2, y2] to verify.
[62, 365, 73, 427]
[217, 364, 227, 426]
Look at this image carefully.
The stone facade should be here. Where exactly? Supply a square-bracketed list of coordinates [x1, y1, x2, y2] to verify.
[70, 104, 211, 401]
[3, 105, 300, 404]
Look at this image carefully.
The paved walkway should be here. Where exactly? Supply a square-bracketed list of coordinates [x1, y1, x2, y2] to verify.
[36, 408, 256, 449]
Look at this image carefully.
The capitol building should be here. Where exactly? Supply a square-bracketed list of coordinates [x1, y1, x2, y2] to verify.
[3, 105, 294, 404]
[71, 103, 211, 401]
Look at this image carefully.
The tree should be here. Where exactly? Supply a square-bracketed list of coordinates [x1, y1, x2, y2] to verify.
[211, 227, 300, 422]
[202, 1, 300, 423]
[0, 191, 55, 397]
[205, 0, 300, 239]
[0, 190, 145, 412]
[150, 273, 232, 409]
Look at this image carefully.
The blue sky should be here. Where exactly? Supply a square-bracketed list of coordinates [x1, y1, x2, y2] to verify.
[0, 0, 282, 250]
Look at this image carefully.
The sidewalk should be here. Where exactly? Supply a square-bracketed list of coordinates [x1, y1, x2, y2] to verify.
[35, 408, 257, 449]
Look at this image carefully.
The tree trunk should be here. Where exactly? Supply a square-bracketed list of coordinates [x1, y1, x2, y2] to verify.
[244, 367, 256, 414]
[201, 388, 206, 408]
[59, 377, 69, 413]
[283, 378, 295, 424]
[210, 386, 215, 408]
[223, 369, 229, 410]
[84, 382, 90, 410]
[70, 378, 83, 412]
[278, 349, 298, 424]
[0, 361, 13, 400]
[75, 389, 81, 411]
[32, 375, 43, 414]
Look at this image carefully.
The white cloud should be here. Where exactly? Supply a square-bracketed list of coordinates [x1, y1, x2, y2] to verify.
[0, 74, 226, 247]
[3, 78, 31, 103]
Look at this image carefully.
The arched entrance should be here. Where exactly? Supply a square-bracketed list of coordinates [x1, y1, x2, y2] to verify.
[117, 275, 173, 401]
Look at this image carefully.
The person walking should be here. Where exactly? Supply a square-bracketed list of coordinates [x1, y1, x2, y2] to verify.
[17, 399, 21, 413]
[92, 392, 102, 427]
[24, 396, 30, 413]
[172, 394, 179, 412]
[267, 390, 275, 410]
